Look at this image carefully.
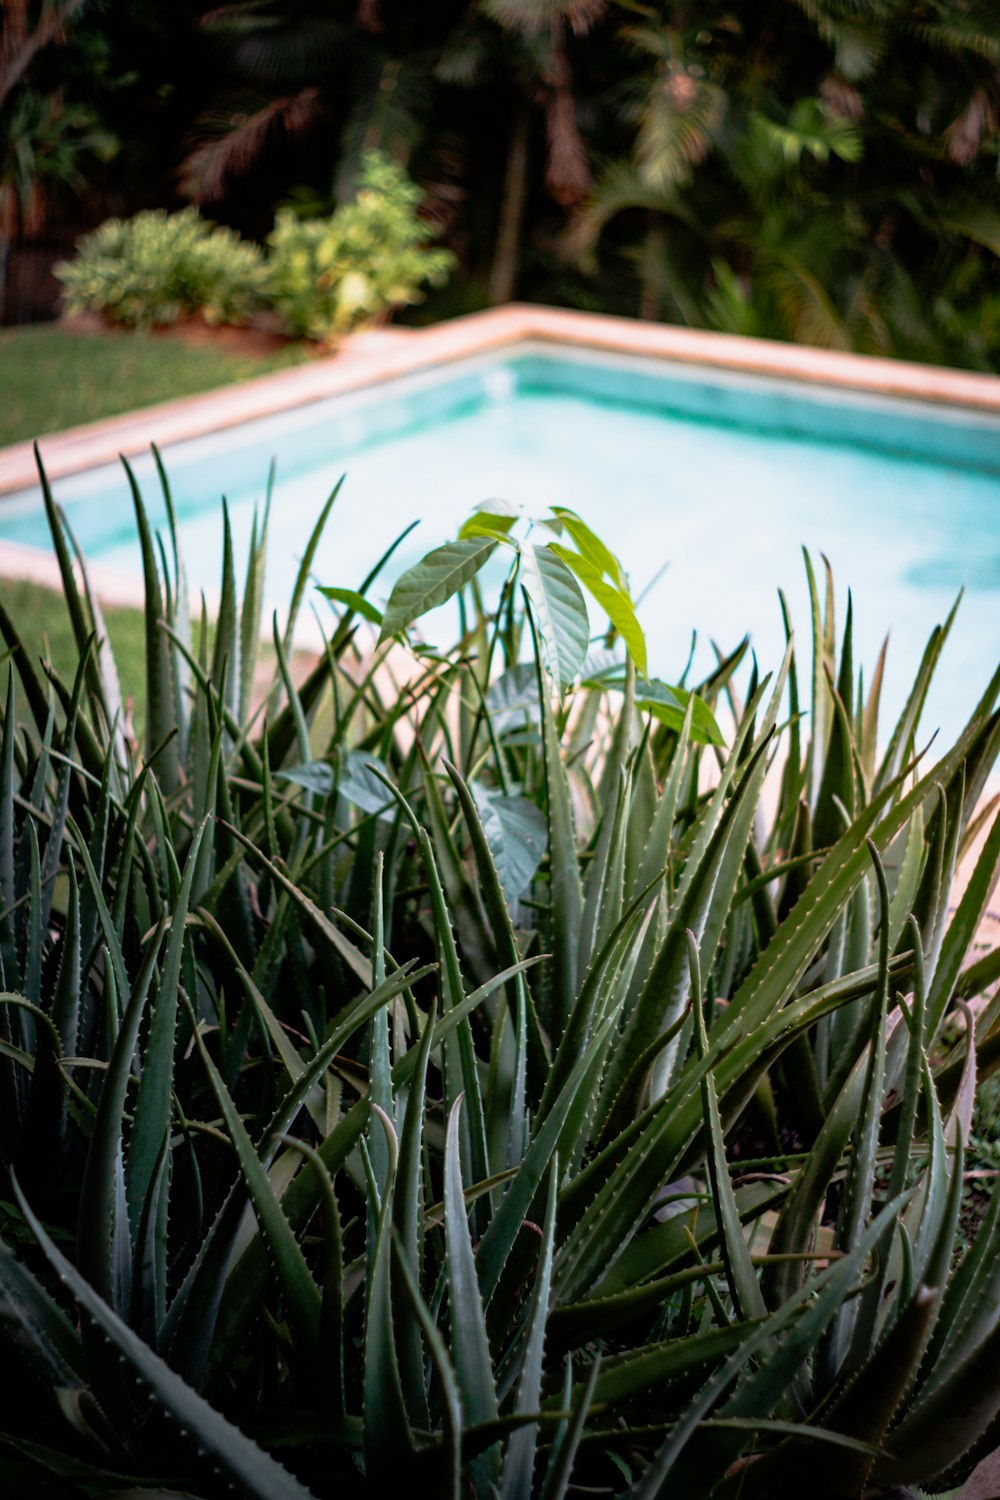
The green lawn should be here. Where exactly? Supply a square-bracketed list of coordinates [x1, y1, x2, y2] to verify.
[0, 323, 311, 448]
[0, 576, 314, 742]
[1, 576, 146, 715]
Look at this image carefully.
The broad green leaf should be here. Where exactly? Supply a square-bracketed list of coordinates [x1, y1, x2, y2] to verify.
[459, 504, 520, 542]
[548, 542, 647, 677]
[338, 753, 397, 820]
[277, 760, 335, 796]
[470, 782, 547, 909]
[548, 505, 626, 588]
[317, 586, 383, 626]
[520, 541, 590, 690]
[279, 752, 395, 821]
[486, 663, 540, 736]
[636, 678, 724, 746]
[379, 537, 497, 641]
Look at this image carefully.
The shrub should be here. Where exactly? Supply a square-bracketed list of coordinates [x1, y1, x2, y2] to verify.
[0, 462, 998, 1498]
[266, 151, 456, 343]
[55, 206, 268, 329]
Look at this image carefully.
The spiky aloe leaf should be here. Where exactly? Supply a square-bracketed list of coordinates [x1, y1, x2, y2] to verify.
[363, 1104, 412, 1484]
[0, 1236, 83, 1388]
[393, 1239, 463, 1500]
[12, 1179, 320, 1500]
[127, 823, 206, 1253]
[279, 1135, 345, 1419]
[203, 959, 536, 1389]
[444, 1097, 499, 1486]
[477, 1009, 617, 1307]
[533, 612, 584, 1033]
[240, 485, 271, 725]
[577, 762, 630, 981]
[445, 759, 527, 970]
[632, 1195, 909, 1498]
[373, 769, 490, 1193]
[221, 820, 373, 985]
[598, 726, 775, 1128]
[190, 1022, 324, 1374]
[820, 839, 892, 1381]
[554, 903, 919, 1308]
[539, 1353, 602, 1500]
[131, 1131, 171, 1346]
[562, 1321, 757, 1415]
[121, 456, 180, 793]
[691, 932, 768, 1324]
[871, 1313, 1000, 1489]
[76, 926, 165, 1310]
[395, 999, 436, 1427]
[925, 802, 1000, 1043]
[282, 474, 343, 653]
[499, 1155, 559, 1498]
[922, 1157, 1000, 1397]
[874, 594, 961, 796]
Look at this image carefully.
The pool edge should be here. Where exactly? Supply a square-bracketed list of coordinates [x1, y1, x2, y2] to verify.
[2, 304, 999, 499]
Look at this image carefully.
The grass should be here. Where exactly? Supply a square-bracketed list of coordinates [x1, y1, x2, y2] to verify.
[0, 574, 313, 742]
[0, 323, 312, 448]
[0, 575, 146, 717]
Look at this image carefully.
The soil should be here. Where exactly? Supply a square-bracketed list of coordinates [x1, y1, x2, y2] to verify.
[57, 309, 320, 361]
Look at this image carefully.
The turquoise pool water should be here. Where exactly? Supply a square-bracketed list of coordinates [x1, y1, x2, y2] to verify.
[3, 345, 999, 744]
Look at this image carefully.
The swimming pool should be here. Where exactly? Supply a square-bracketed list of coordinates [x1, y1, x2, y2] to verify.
[2, 341, 999, 744]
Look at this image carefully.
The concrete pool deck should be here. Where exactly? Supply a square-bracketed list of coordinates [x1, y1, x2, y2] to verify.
[2, 304, 998, 607]
[3, 304, 1000, 501]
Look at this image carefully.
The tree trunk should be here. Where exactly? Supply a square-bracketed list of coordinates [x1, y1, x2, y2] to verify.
[488, 101, 530, 306]
[639, 212, 666, 322]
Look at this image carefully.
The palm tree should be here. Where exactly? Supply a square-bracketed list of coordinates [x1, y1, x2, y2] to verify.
[438, 1, 600, 302]
[566, 0, 1000, 365]
[0, 1, 108, 318]
[0, 0, 89, 108]
[180, 2, 601, 304]
[178, 4, 446, 213]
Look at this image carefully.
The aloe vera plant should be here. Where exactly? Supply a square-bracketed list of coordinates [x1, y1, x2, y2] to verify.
[0, 453, 998, 1499]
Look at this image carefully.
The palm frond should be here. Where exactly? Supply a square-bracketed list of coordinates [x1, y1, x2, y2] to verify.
[180, 88, 321, 203]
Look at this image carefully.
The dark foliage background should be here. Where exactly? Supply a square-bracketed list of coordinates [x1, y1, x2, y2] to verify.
[3, 2, 1000, 359]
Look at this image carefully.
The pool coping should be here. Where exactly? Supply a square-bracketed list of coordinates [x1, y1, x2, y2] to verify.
[3, 304, 1000, 503]
[2, 302, 998, 609]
